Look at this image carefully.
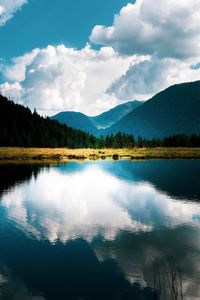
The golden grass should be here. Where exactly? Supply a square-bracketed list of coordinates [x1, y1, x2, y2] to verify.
[0, 147, 200, 161]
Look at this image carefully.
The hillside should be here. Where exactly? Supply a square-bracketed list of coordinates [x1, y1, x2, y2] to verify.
[1, 81, 200, 148]
[51, 111, 98, 136]
[91, 100, 143, 129]
[0, 95, 96, 148]
[0, 95, 138, 149]
[51, 100, 143, 135]
[105, 81, 200, 138]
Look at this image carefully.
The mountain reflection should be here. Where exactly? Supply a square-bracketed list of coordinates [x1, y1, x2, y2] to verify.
[0, 161, 200, 299]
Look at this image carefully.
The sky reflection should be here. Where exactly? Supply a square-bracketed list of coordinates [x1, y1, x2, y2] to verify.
[1, 163, 200, 244]
[0, 161, 200, 299]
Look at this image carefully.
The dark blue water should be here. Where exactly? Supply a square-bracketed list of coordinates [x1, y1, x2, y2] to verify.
[0, 160, 200, 300]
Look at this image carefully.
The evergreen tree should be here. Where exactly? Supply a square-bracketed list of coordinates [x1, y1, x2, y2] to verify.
[1, 94, 200, 149]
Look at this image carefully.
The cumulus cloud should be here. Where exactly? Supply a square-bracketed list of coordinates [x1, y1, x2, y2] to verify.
[90, 0, 200, 100]
[90, 0, 200, 59]
[0, 0, 27, 26]
[0, 44, 140, 115]
[108, 56, 200, 100]
[1, 0, 200, 112]
[0, 81, 24, 99]
[1, 48, 39, 82]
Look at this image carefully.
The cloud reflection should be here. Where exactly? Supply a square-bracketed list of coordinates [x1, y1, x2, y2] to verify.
[0, 264, 46, 300]
[1, 162, 200, 299]
[1, 164, 200, 244]
[1, 166, 152, 243]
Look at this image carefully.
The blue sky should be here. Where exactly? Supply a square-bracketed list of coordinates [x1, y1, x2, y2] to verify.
[0, 0, 130, 60]
[0, 0, 200, 116]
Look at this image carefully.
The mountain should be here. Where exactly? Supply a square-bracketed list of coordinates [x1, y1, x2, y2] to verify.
[51, 100, 143, 135]
[0, 95, 96, 148]
[105, 81, 200, 138]
[51, 111, 98, 136]
[91, 100, 143, 129]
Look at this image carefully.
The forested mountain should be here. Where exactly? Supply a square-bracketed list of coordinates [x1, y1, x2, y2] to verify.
[1, 81, 200, 149]
[0, 95, 96, 148]
[91, 100, 143, 129]
[0, 94, 137, 148]
[51, 100, 143, 135]
[105, 81, 200, 138]
[51, 111, 98, 136]
[52, 81, 200, 139]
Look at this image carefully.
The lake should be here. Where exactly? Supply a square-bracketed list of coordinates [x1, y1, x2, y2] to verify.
[0, 160, 200, 300]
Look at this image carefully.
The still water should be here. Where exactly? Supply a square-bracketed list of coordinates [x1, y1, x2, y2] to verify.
[0, 160, 200, 300]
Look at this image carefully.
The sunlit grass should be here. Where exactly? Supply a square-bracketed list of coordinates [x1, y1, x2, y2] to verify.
[0, 147, 200, 161]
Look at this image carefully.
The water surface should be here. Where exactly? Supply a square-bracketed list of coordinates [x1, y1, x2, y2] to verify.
[0, 160, 200, 300]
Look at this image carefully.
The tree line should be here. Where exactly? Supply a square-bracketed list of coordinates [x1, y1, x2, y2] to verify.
[0, 95, 95, 148]
[0, 95, 200, 148]
[96, 133, 200, 148]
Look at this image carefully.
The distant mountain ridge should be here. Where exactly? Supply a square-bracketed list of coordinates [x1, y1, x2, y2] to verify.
[52, 81, 200, 138]
[2, 81, 200, 148]
[105, 81, 200, 138]
[51, 111, 98, 136]
[91, 101, 143, 129]
[51, 100, 143, 135]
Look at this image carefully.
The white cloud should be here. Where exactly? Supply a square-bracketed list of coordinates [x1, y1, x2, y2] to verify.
[108, 56, 200, 100]
[1, 0, 200, 112]
[90, 0, 200, 100]
[0, 44, 140, 115]
[90, 0, 200, 59]
[0, 81, 24, 100]
[1, 48, 39, 82]
[0, 0, 27, 26]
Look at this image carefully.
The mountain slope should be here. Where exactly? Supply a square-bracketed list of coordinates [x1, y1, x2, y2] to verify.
[51, 111, 98, 136]
[105, 81, 200, 138]
[51, 100, 143, 135]
[91, 100, 143, 129]
[0, 95, 96, 148]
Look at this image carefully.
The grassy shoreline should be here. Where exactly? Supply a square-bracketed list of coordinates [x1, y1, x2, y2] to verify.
[0, 147, 200, 161]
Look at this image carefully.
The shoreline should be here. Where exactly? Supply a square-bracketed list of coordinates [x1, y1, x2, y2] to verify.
[0, 147, 200, 161]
